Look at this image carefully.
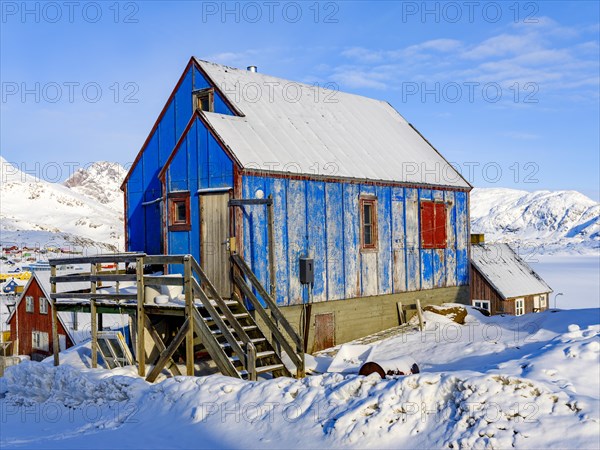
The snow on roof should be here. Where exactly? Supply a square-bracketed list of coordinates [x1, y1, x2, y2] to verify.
[195, 59, 470, 189]
[471, 243, 552, 299]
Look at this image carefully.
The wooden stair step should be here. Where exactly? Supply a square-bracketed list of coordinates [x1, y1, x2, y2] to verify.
[220, 337, 266, 349]
[256, 363, 285, 374]
[239, 364, 286, 377]
[210, 325, 258, 335]
[202, 312, 249, 321]
[229, 350, 275, 363]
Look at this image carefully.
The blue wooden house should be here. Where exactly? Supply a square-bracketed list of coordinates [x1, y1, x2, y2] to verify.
[121, 58, 472, 351]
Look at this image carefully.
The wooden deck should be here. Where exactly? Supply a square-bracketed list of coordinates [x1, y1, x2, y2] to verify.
[49, 253, 305, 381]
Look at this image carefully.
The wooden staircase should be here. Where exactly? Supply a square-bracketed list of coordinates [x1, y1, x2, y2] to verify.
[49, 253, 304, 382]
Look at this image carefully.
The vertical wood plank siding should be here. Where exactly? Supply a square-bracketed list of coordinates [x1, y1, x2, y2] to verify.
[242, 175, 469, 305]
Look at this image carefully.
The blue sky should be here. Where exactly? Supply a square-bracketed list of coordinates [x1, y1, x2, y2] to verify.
[1, 1, 599, 199]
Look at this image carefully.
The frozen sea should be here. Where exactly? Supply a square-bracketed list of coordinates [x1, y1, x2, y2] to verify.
[529, 253, 600, 310]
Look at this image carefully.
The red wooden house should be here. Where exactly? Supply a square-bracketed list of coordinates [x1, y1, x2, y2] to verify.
[6, 272, 77, 361]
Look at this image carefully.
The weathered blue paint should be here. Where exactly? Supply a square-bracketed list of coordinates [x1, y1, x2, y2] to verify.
[240, 175, 469, 306]
[163, 117, 234, 265]
[125, 63, 236, 255]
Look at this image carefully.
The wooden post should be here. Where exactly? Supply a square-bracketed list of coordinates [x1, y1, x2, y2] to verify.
[184, 255, 195, 376]
[247, 342, 257, 381]
[415, 299, 424, 332]
[136, 256, 145, 377]
[90, 263, 98, 368]
[267, 195, 276, 298]
[267, 195, 281, 355]
[397, 302, 404, 325]
[50, 264, 59, 366]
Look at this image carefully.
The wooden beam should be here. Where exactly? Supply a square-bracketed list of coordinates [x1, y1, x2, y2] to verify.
[247, 342, 257, 381]
[144, 314, 182, 377]
[49, 253, 145, 265]
[144, 255, 186, 265]
[50, 274, 137, 283]
[228, 198, 273, 206]
[50, 265, 59, 366]
[136, 256, 146, 377]
[397, 302, 405, 325]
[50, 293, 138, 300]
[267, 194, 276, 299]
[90, 263, 98, 368]
[143, 276, 184, 286]
[184, 256, 195, 376]
[146, 319, 189, 383]
[416, 299, 424, 332]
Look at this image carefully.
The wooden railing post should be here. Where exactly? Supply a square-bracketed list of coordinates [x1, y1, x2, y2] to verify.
[267, 195, 276, 299]
[184, 255, 195, 376]
[90, 263, 98, 368]
[50, 264, 59, 366]
[136, 256, 145, 377]
[247, 342, 257, 381]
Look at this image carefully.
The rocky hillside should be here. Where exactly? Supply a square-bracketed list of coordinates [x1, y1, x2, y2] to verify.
[471, 188, 599, 254]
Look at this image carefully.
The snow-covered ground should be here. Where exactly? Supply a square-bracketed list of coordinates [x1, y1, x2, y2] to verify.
[1, 306, 598, 449]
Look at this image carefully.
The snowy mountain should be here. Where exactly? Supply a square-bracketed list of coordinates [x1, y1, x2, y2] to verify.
[471, 188, 599, 255]
[2, 156, 598, 256]
[64, 161, 126, 211]
[0, 157, 124, 252]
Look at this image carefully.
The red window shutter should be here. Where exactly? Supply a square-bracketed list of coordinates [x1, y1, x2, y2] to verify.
[421, 201, 434, 249]
[434, 203, 447, 248]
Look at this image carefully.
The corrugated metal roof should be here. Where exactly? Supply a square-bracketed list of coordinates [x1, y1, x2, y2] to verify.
[195, 59, 470, 189]
[471, 243, 552, 299]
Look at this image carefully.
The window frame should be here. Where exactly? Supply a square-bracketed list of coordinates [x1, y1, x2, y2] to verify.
[540, 294, 547, 308]
[193, 88, 215, 113]
[515, 298, 525, 316]
[32, 330, 49, 351]
[168, 191, 191, 232]
[39, 297, 48, 315]
[420, 200, 448, 249]
[359, 196, 378, 251]
[473, 300, 491, 312]
[25, 296, 34, 313]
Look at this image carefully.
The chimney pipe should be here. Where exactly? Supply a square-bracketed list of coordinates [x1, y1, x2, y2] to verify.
[247, 65, 257, 73]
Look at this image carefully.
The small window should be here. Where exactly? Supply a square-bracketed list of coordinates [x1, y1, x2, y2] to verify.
[25, 296, 34, 313]
[360, 197, 378, 250]
[32, 331, 49, 351]
[194, 88, 214, 112]
[168, 191, 191, 232]
[473, 300, 490, 312]
[421, 201, 447, 249]
[515, 298, 525, 316]
[540, 294, 547, 308]
[39, 297, 48, 315]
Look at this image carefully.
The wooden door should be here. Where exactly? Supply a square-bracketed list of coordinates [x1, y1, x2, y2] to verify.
[200, 192, 231, 298]
[314, 313, 335, 352]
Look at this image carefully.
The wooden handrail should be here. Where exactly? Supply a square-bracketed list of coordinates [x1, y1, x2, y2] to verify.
[190, 277, 247, 367]
[189, 257, 253, 347]
[231, 254, 302, 349]
[233, 273, 303, 369]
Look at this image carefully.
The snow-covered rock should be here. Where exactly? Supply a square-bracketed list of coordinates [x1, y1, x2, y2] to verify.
[471, 188, 599, 254]
[64, 161, 126, 211]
